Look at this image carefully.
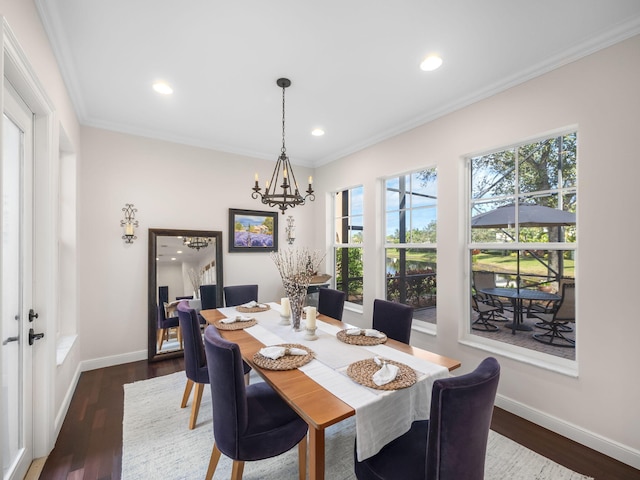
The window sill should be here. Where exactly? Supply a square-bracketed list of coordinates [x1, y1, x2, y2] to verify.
[56, 334, 78, 366]
[459, 334, 578, 377]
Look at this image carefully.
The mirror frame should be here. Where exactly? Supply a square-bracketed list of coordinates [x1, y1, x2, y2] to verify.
[148, 228, 224, 361]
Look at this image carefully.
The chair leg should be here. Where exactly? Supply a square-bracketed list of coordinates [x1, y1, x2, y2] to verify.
[244, 372, 250, 386]
[298, 436, 307, 480]
[189, 382, 204, 429]
[177, 326, 183, 349]
[205, 443, 222, 480]
[533, 325, 575, 348]
[471, 313, 499, 331]
[231, 460, 245, 480]
[181, 379, 194, 408]
[157, 328, 165, 351]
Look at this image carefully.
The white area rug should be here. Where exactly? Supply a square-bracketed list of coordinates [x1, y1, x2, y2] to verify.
[122, 371, 592, 479]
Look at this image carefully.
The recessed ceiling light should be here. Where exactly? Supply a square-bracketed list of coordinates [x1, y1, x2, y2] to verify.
[153, 82, 173, 95]
[177, 250, 182, 254]
[171, 257, 177, 261]
[311, 128, 325, 137]
[420, 55, 443, 72]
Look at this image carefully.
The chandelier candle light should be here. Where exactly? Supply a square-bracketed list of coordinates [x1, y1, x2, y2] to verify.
[252, 78, 315, 214]
[271, 246, 324, 331]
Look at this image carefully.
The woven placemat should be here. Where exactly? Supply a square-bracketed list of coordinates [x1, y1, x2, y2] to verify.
[253, 344, 314, 371]
[337, 329, 387, 345]
[346, 358, 417, 390]
[214, 318, 257, 330]
[236, 304, 270, 313]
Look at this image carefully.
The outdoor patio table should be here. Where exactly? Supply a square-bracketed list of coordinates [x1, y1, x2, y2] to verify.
[478, 287, 560, 334]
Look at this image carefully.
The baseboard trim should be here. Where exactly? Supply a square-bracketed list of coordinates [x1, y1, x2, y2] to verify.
[496, 394, 640, 470]
[80, 349, 148, 372]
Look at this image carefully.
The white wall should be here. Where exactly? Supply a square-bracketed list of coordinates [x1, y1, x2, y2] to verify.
[313, 35, 640, 467]
[77, 127, 315, 362]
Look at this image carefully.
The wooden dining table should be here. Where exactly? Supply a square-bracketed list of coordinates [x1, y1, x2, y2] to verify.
[200, 306, 461, 480]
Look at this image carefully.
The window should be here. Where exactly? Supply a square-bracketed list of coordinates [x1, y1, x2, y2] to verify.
[333, 186, 363, 306]
[468, 131, 577, 359]
[384, 169, 437, 324]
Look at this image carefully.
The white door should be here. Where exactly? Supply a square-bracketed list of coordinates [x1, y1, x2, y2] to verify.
[1, 83, 36, 480]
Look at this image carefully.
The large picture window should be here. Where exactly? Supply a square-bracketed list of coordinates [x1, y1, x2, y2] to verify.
[333, 186, 363, 306]
[469, 131, 577, 359]
[385, 169, 437, 324]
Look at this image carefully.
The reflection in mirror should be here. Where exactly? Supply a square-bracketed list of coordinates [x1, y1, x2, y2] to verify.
[148, 229, 223, 361]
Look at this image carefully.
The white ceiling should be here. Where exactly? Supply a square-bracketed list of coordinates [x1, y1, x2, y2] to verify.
[36, 1, 640, 167]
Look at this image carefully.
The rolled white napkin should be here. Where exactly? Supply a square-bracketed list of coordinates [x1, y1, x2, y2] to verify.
[241, 301, 259, 308]
[220, 315, 253, 324]
[345, 328, 385, 338]
[372, 357, 399, 386]
[259, 346, 307, 360]
[364, 329, 385, 338]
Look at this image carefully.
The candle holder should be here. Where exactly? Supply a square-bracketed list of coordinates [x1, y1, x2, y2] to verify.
[279, 313, 291, 325]
[304, 326, 318, 341]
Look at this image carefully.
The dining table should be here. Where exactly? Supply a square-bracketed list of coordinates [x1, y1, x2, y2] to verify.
[478, 287, 560, 334]
[200, 302, 460, 480]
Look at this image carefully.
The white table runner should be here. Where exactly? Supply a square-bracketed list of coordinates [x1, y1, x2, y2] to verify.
[215, 303, 449, 460]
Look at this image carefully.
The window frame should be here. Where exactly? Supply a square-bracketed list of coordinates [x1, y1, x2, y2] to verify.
[464, 128, 578, 373]
[383, 167, 438, 331]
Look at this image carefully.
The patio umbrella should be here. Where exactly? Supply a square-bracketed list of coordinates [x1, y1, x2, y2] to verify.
[471, 203, 576, 289]
[471, 203, 575, 228]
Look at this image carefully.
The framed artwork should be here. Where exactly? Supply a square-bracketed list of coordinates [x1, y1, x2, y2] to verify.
[228, 208, 278, 252]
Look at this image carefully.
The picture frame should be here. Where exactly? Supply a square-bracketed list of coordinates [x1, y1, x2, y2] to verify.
[228, 208, 278, 253]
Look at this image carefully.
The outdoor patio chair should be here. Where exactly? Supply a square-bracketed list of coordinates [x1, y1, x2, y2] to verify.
[471, 295, 500, 331]
[532, 283, 575, 348]
[472, 271, 511, 320]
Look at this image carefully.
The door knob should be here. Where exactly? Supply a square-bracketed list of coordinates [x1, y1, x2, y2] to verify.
[28, 328, 44, 345]
[2, 336, 19, 345]
[29, 309, 39, 322]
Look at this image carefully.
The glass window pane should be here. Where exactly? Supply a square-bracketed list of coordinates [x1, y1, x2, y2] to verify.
[386, 248, 437, 320]
[350, 186, 364, 216]
[519, 137, 560, 193]
[410, 207, 437, 243]
[385, 177, 401, 212]
[471, 151, 516, 200]
[410, 170, 437, 208]
[335, 246, 363, 305]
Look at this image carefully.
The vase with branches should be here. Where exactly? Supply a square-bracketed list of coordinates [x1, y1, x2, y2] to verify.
[271, 247, 324, 330]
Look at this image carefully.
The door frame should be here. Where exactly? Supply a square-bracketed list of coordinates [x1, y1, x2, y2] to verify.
[2, 17, 58, 461]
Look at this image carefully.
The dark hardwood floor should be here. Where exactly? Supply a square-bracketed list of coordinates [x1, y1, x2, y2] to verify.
[38, 358, 639, 480]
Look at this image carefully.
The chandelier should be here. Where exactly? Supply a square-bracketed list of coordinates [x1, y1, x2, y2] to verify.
[252, 78, 314, 214]
[183, 237, 211, 251]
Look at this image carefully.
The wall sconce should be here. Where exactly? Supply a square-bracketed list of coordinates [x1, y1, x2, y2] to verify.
[285, 215, 296, 245]
[120, 203, 139, 244]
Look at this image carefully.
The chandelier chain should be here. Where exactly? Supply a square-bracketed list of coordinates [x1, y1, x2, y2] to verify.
[281, 83, 286, 156]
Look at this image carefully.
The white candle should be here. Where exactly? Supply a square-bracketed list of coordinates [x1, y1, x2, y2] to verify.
[281, 297, 290, 317]
[306, 306, 317, 329]
[125, 222, 134, 236]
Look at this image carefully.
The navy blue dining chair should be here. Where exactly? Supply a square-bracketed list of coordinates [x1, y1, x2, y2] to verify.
[317, 288, 346, 321]
[177, 301, 210, 429]
[372, 299, 414, 344]
[156, 303, 181, 351]
[203, 325, 308, 480]
[354, 357, 500, 480]
[198, 284, 218, 325]
[224, 284, 259, 307]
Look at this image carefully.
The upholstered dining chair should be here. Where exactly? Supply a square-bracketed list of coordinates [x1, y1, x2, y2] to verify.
[224, 284, 259, 307]
[203, 326, 308, 480]
[317, 288, 346, 320]
[354, 357, 501, 480]
[532, 282, 575, 348]
[156, 303, 181, 351]
[176, 301, 210, 429]
[198, 284, 218, 325]
[372, 299, 414, 344]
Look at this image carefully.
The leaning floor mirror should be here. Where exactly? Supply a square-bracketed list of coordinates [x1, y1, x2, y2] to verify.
[148, 228, 224, 361]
